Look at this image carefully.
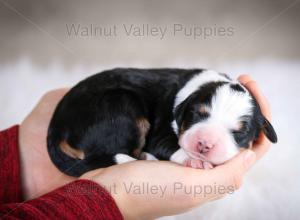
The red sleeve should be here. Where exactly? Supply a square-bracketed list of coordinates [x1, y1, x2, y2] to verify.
[0, 126, 22, 204]
[0, 126, 123, 220]
[0, 180, 123, 220]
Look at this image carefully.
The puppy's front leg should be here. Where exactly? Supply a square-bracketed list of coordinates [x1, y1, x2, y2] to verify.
[114, 154, 137, 164]
[140, 152, 158, 161]
[170, 148, 189, 164]
[170, 148, 213, 169]
[114, 152, 158, 165]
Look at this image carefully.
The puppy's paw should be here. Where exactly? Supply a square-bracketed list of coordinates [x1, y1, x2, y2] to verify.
[203, 161, 214, 169]
[140, 152, 158, 161]
[183, 159, 214, 169]
[183, 159, 204, 169]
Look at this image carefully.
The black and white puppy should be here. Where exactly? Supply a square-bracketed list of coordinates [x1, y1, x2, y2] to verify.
[47, 68, 277, 176]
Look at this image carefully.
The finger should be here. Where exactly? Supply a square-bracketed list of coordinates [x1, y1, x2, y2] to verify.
[35, 88, 70, 117]
[237, 74, 252, 84]
[40, 88, 70, 105]
[21, 88, 70, 129]
[189, 150, 256, 202]
[207, 150, 256, 190]
[238, 75, 272, 159]
[251, 132, 271, 160]
[244, 81, 271, 120]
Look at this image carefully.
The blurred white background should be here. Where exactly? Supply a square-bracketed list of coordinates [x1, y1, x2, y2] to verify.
[0, 0, 299, 219]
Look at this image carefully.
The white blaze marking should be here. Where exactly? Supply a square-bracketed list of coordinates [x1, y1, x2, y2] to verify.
[172, 70, 231, 134]
[173, 70, 230, 110]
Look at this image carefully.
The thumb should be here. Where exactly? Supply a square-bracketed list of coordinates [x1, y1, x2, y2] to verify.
[210, 150, 256, 190]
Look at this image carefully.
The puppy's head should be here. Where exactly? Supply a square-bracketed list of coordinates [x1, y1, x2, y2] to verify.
[173, 71, 277, 165]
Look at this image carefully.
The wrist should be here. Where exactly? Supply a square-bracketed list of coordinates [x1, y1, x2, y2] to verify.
[80, 170, 140, 220]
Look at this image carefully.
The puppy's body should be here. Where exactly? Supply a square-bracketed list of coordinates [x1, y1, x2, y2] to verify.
[48, 68, 277, 176]
[48, 68, 200, 176]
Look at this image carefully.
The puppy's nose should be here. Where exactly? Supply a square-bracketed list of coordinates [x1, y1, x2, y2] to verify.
[198, 140, 215, 153]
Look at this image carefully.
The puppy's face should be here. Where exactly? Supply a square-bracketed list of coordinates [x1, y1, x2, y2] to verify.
[174, 74, 277, 165]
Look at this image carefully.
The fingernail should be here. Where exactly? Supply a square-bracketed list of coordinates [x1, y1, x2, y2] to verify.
[243, 150, 256, 168]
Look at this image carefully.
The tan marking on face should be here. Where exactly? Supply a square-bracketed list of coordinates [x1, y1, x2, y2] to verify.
[60, 141, 85, 160]
[233, 121, 244, 131]
[180, 121, 187, 134]
[199, 105, 209, 114]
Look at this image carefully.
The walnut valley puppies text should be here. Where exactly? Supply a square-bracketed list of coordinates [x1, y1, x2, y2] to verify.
[66, 182, 235, 198]
[66, 23, 235, 40]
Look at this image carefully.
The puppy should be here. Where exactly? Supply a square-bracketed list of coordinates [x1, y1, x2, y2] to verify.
[47, 68, 277, 176]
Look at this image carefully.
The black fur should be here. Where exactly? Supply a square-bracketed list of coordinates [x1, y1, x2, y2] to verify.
[174, 82, 228, 132]
[47, 68, 201, 176]
[47, 68, 277, 177]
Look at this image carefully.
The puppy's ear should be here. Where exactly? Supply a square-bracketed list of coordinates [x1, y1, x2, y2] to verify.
[262, 117, 278, 143]
[249, 92, 278, 144]
[174, 99, 189, 128]
[174, 92, 199, 128]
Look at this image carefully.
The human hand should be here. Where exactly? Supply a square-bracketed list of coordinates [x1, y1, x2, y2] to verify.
[238, 74, 272, 160]
[80, 149, 256, 219]
[19, 88, 76, 200]
[80, 74, 273, 219]
[18, 74, 272, 219]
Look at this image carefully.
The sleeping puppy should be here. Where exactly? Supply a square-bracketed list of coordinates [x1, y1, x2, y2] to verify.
[47, 68, 277, 176]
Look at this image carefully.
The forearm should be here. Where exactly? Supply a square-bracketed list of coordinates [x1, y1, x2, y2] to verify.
[0, 179, 123, 219]
[0, 126, 123, 219]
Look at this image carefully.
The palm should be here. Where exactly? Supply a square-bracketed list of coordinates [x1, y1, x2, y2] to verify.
[18, 75, 271, 203]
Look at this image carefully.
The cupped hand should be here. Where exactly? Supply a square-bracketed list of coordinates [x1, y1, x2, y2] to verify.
[238, 74, 272, 160]
[81, 150, 256, 220]
[19, 74, 273, 219]
[80, 74, 273, 219]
